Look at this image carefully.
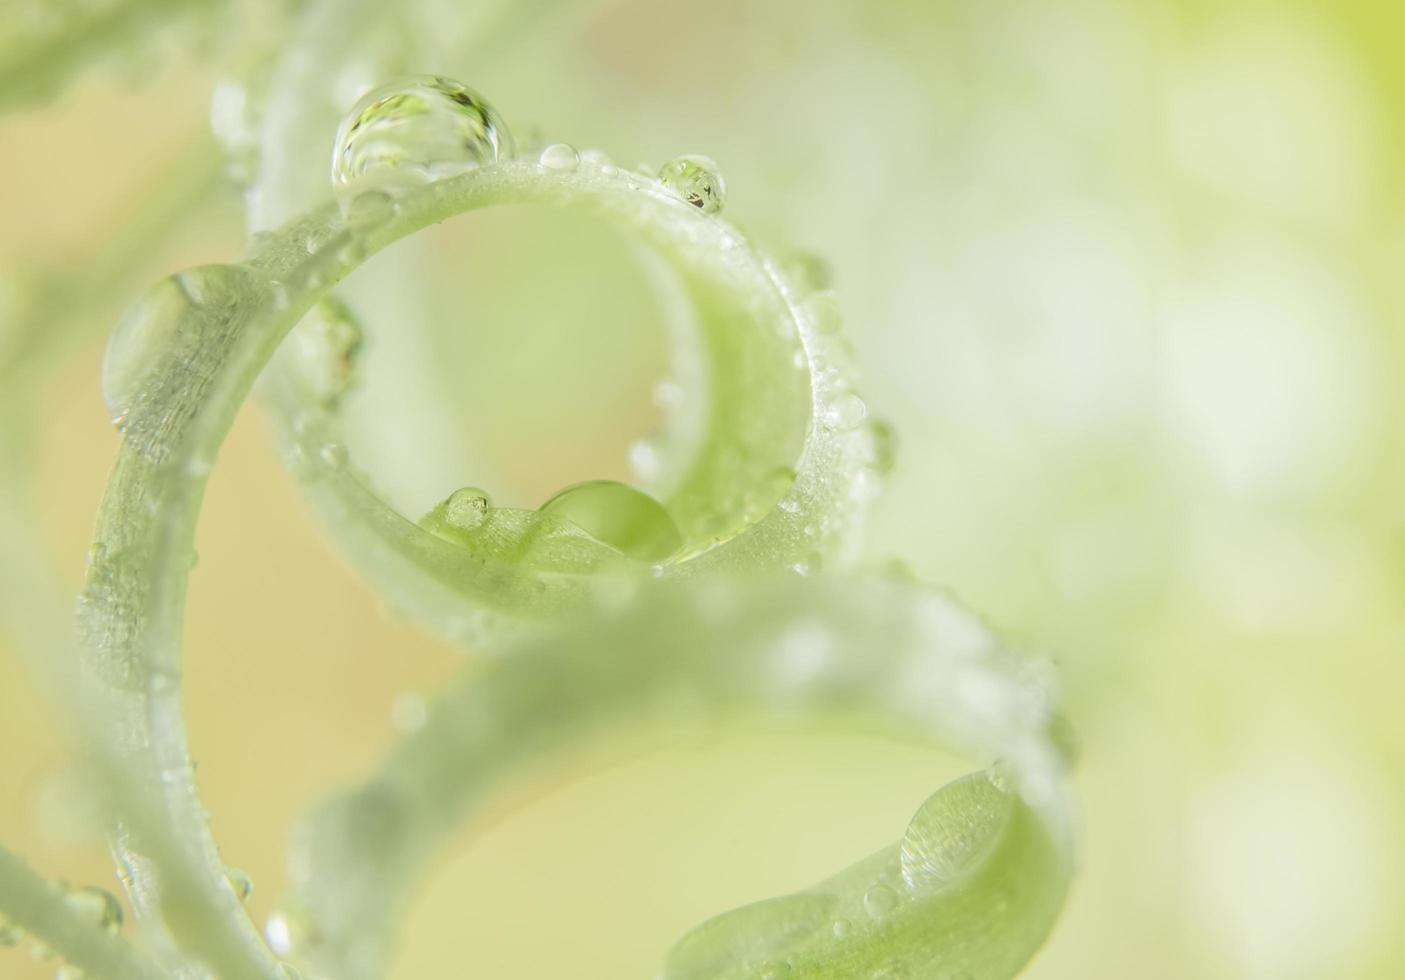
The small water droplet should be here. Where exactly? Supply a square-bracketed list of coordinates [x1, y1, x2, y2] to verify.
[900, 771, 1013, 892]
[62, 886, 122, 936]
[331, 75, 513, 211]
[103, 265, 262, 430]
[539, 142, 579, 172]
[865, 418, 897, 475]
[539, 481, 682, 563]
[318, 442, 348, 468]
[265, 905, 314, 957]
[831, 917, 851, 939]
[825, 393, 867, 430]
[580, 148, 612, 168]
[658, 155, 726, 214]
[223, 866, 253, 904]
[289, 297, 363, 405]
[782, 252, 833, 296]
[862, 883, 898, 920]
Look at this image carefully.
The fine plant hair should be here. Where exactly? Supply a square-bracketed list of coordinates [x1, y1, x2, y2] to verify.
[0, 4, 1076, 979]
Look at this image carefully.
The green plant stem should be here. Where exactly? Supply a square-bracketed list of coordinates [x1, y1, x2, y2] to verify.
[0, 845, 169, 980]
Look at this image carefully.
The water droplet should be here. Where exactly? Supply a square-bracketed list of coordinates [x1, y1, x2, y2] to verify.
[825, 394, 867, 431]
[539, 481, 682, 563]
[289, 297, 363, 405]
[539, 142, 580, 172]
[331, 75, 513, 211]
[865, 418, 897, 475]
[782, 252, 833, 296]
[862, 883, 898, 920]
[580, 148, 612, 168]
[103, 265, 262, 430]
[62, 886, 122, 936]
[265, 905, 314, 957]
[746, 465, 796, 520]
[831, 918, 851, 939]
[318, 442, 348, 468]
[0, 913, 22, 947]
[658, 155, 726, 214]
[900, 771, 1013, 892]
[223, 866, 253, 904]
[422, 486, 493, 545]
[663, 893, 835, 980]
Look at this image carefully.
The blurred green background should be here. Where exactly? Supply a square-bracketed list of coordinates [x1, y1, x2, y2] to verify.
[2, 0, 1403, 977]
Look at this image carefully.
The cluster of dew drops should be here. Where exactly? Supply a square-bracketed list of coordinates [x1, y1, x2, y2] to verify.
[329, 75, 726, 216]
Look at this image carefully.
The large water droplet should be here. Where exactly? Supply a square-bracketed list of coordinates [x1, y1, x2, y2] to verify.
[663, 893, 836, 980]
[288, 297, 364, 406]
[539, 481, 682, 562]
[103, 265, 262, 430]
[539, 142, 580, 172]
[331, 75, 513, 210]
[824, 393, 867, 430]
[62, 886, 122, 935]
[658, 155, 726, 214]
[422, 487, 493, 545]
[899, 771, 1013, 892]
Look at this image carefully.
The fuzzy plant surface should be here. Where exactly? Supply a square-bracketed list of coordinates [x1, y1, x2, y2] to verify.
[0, 7, 1075, 980]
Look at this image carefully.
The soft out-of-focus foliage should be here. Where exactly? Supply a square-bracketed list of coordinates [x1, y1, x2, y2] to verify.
[1, 0, 1402, 978]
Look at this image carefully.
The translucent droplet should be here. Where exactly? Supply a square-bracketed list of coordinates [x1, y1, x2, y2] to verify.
[831, 918, 851, 939]
[899, 771, 1013, 892]
[539, 142, 580, 172]
[103, 265, 262, 430]
[318, 442, 348, 468]
[62, 886, 122, 936]
[223, 866, 253, 904]
[422, 487, 493, 545]
[862, 883, 898, 920]
[580, 148, 612, 168]
[824, 393, 867, 430]
[0, 913, 22, 947]
[663, 893, 836, 980]
[539, 481, 682, 563]
[265, 906, 314, 957]
[782, 252, 833, 296]
[865, 419, 897, 475]
[658, 155, 726, 214]
[331, 75, 513, 211]
[289, 297, 364, 405]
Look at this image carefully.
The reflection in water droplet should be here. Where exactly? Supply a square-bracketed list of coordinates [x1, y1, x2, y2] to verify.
[539, 481, 682, 563]
[900, 771, 1013, 892]
[318, 443, 348, 468]
[863, 883, 898, 920]
[265, 905, 315, 957]
[62, 886, 122, 936]
[289, 298, 363, 406]
[663, 893, 836, 980]
[223, 866, 254, 904]
[103, 264, 261, 430]
[331, 75, 512, 211]
[658, 155, 726, 214]
[539, 142, 580, 172]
